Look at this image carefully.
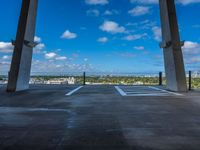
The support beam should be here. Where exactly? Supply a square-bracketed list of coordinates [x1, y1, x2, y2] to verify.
[7, 0, 38, 92]
[159, 0, 187, 92]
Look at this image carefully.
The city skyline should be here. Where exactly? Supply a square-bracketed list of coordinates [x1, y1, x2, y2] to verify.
[0, 0, 200, 74]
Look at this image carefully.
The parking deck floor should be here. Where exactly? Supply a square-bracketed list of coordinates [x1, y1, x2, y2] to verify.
[0, 85, 200, 150]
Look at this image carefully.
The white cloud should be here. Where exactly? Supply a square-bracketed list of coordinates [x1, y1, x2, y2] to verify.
[178, 41, 200, 64]
[61, 30, 77, 39]
[35, 43, 45, 50]
[45, 52, 57, 59]
[33, 36, 45, 53]
[117, 52, 136, 58]
[177, 0, 200, 5]
[123, 33, 147, 41]
[55, 56, 67, 60]
[34, 36, 41, 43]
[152, 26, 161, 41]
[0, 42, 13, 53]
[100, 21, 126, 34]
[0, 61, 10, 65]
[187, 57, 200, 63]
[128, 6, 150, 16]
[183, 41, 200, 55]
[34, 43, 45, 53]
[184, 41, 199, 49]
[0, 37, 45, 54]
[104, 10, 113, 15]
[44, 52, 68, 61]
[134, 46, 145, 50]
[31, 60, 95, 73]
[103, 10, 119, 16]
[130, 0, 158, 4]
[85, 0, 109, 5]
[2, 55, 11, 60]
[97, 37, 108, 43]
[130, 0, 200, 5]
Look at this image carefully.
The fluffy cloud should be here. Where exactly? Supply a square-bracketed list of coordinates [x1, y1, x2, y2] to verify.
[0, 37, 45, 54]
[2, 55, 11, 60]
[85, 0, 109, 5]
[118, 52, 136, 58]
[0, 61, 10, 65]
[61, 30, 77, 39]
[183, 41, 200, 55]
[34, 43, 45, 51]
[33, 36, 45, 53]
[134, 46, 145, 50]
[130, 0, 157, 4]
[123, 33, 147, 41]
[100, 21, 126, 34]
[45, 52, 67, 61]
[177, 0, 200, 5]
[103, 10, 119, 16]
[45, 52, 57, 59]
[97, 37, 108, 43]
[152, 26, 161, 41]
[34, 36, 42, 43]
[179, 41, 200, 64]
[130, 0, 200, 5]
[55, 56, 67, 60]
[31, 59, 95, 73]
[128, 6, 150, 16]
[0, 42, 13, 53]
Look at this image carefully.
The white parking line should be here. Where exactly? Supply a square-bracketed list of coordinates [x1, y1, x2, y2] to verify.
[65, 86, 83, 96]
[115, 86, 183, 97]
[148, 86, 183, 96]
[115, 86, 127, 96]
[124, 93, 169, 97]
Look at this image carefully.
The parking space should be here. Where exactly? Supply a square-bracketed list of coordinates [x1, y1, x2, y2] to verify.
[115, 86, 183, 97]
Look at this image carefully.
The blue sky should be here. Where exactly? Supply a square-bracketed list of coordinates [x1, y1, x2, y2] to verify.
[0, 0, 200, 74]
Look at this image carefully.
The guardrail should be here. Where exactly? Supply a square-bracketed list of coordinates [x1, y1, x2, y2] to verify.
[0, 71, 197, 90]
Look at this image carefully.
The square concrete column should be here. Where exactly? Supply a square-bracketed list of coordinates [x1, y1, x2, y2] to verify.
[159, 0, 187, 92]
[7, 0, 38, 92]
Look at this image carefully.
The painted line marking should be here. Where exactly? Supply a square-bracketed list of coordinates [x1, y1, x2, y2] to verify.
[65, 86, 83, 96]
[115, 86, 183, 97]
[124, 93, 169, 97]
[125, 91, 165, 94]
[148, 86, 183, 96]
[115, 86, 127, 96]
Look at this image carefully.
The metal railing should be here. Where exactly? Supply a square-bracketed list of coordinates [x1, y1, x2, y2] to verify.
[0, 71, 198, 90]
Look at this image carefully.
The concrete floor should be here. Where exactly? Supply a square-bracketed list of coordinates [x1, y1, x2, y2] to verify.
[0, 85, 200, 150]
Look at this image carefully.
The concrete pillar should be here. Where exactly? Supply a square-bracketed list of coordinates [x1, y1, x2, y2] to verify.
[7, 0, 38, 92]
[159, 0, 187, 92]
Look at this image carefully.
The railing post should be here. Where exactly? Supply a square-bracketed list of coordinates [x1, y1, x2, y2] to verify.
[189, 71, 192, 91]
[159, 72, 163, 86]
[83, 72, 86, 85]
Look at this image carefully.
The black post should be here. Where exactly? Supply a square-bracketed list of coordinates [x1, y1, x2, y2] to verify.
[189, 71, 192, 91]
[159, 72, 163, 86]
[83, 72, 86, 85]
